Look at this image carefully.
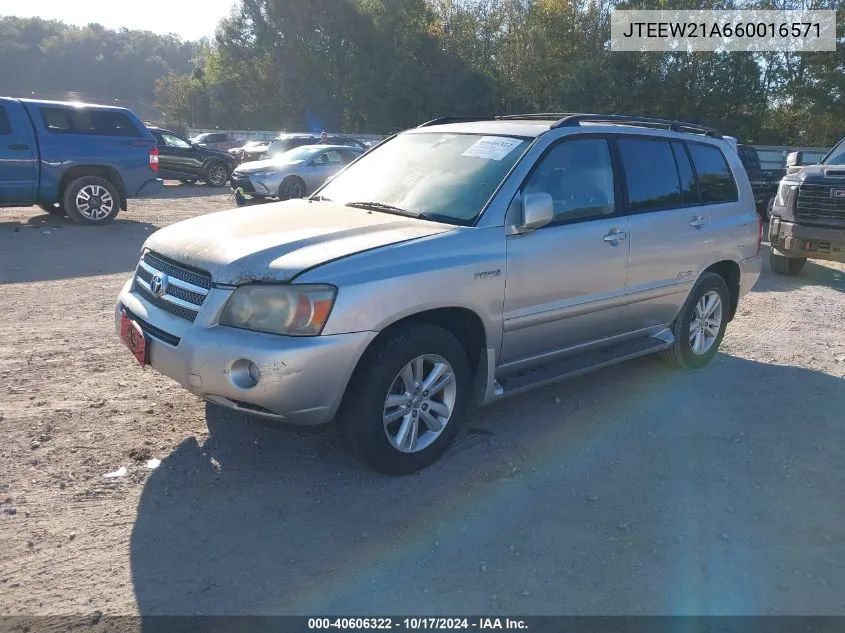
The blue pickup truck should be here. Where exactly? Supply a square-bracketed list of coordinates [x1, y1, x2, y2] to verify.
[0, 97, 161, 225]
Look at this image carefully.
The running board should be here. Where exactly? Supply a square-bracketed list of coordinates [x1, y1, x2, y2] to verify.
[495, 331, 674, 398]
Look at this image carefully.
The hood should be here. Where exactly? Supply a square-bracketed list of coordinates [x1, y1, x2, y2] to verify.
[235, 158, 302, 173]
[141, 199, 454, 285]
[789, 163, 845, 183]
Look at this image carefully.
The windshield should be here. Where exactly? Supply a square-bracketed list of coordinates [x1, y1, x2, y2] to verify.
[315, 132, 532, 224]
[274, 146, 319, 163]
[822, 138, 845, 165]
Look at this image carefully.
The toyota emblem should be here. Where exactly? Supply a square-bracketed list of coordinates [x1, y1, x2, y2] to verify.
[150, 274, 168, 297]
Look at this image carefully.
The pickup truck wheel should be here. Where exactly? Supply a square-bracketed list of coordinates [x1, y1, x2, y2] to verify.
[338, 324, 471, 475]
[661, 272, 730, 370]
[62, 177, 120, 225]
[770, 251, 806, 276]
[38, 202, 65, 216]
[204, 162, 229, 187]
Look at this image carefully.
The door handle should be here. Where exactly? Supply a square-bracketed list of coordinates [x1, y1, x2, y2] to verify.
[603, 231, 627, 244]
[690, 217, 706, 228]
[7, 144, 30, 150]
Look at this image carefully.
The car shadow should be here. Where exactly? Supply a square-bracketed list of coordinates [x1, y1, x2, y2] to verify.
[755, 243, 845, 293]
[154, 182, 234, 200]
[130, 354, 845, 618]
[0, 214, 158, 283]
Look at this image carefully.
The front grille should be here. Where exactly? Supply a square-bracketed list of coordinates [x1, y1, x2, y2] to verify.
[230, 176, 255, 193]
[132, 251, 212, 322]
[796, 183, 845, 222]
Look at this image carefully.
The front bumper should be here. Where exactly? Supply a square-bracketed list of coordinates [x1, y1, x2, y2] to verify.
[230, 173, 281, 197]
[769, 218, 845, 263]
[115, 280, 377, 425]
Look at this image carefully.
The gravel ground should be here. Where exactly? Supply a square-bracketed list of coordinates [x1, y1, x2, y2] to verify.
[1, 184, 844, 617]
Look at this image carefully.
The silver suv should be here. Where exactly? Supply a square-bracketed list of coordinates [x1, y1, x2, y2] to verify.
[115, 114, 763, 475]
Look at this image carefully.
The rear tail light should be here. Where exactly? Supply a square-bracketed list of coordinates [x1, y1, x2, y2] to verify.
[149, 147, 159, 172]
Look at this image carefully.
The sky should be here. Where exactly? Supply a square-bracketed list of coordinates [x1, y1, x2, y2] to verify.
[1, 0, 238, 41]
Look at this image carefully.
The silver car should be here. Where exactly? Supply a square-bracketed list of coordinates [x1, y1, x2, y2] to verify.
[230, 145, 364, 200]
[116, 114, 763, 475]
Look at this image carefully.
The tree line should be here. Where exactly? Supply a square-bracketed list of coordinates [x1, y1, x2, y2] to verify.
[2, 2, 843, 145]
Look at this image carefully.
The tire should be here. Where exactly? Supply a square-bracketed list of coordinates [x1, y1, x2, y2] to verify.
[204, 161, 229, 187]
[770, 250, 806, 276]
[62, 176, 120, 225]
[661, 272, 730, 370]
[278, 176, 306, 200]
[37, 202, 65, 216]
[337, 323, 471, 476]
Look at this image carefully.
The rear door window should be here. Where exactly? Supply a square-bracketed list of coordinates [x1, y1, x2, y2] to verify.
[617, 138, 683, 211]
[686, 143, 739, 203]
[39, 107, 141, 137]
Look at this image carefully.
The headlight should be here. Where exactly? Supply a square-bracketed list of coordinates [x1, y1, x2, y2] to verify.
[774, 181, 797, 210]
[251, 169, 279, 179]
[220, 284, 337, 336]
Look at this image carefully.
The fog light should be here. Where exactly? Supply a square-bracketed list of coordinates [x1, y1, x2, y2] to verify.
[230, 359, 261, 389]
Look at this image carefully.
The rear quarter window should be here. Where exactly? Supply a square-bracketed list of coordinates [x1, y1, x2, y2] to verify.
[0, 105, 11, 134]
[39, 107, 142, 137]
[687, 143, 739, 203]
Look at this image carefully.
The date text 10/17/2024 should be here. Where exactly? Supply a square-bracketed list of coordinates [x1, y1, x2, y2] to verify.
[308, 618, 528, 630]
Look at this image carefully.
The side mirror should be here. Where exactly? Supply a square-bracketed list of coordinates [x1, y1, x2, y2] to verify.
[512, 192, 554, 234]
[785, 151, 802, 168]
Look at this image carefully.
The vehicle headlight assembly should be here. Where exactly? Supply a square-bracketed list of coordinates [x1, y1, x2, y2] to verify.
[220, 284, 337, 336]
[774, 181, 797, 210]
[251, 169, 279, 179]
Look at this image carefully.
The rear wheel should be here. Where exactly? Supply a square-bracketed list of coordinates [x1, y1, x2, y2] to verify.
[770, 250, 806, 276]
[37, 202, 65, 216]
[661, 272, 730, 370]
[62, 176, 120, 225]
[337, 323, 471, 475]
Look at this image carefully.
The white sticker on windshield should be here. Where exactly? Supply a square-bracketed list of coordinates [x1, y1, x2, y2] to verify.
[461, 136, 522, 161]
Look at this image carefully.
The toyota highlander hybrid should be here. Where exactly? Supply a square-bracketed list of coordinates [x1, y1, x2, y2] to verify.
[115, 113, 763, 475]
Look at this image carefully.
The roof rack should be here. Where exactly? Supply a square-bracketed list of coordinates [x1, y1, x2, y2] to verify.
[552, 114, 723, 138]
[497, 113, 583, 120]
[416, 116, 495, 127]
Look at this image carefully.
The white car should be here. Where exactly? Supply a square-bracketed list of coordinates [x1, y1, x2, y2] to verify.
[230, 145, 364, 200]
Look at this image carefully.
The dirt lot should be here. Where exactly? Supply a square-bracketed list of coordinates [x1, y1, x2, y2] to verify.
[1, 185, 844, 617]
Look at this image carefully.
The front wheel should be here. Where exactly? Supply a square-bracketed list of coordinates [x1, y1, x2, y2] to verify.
[337, 324, 471, 475]
[661, 272, 730, 370]
[204, 162, 229, 187]
[278, 176, 306, 200]
[770, 250, 806, 276]
[62, 177, 120, 225]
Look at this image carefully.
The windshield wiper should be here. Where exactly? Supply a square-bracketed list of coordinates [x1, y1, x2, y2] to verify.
[344, 201, 422, 218]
